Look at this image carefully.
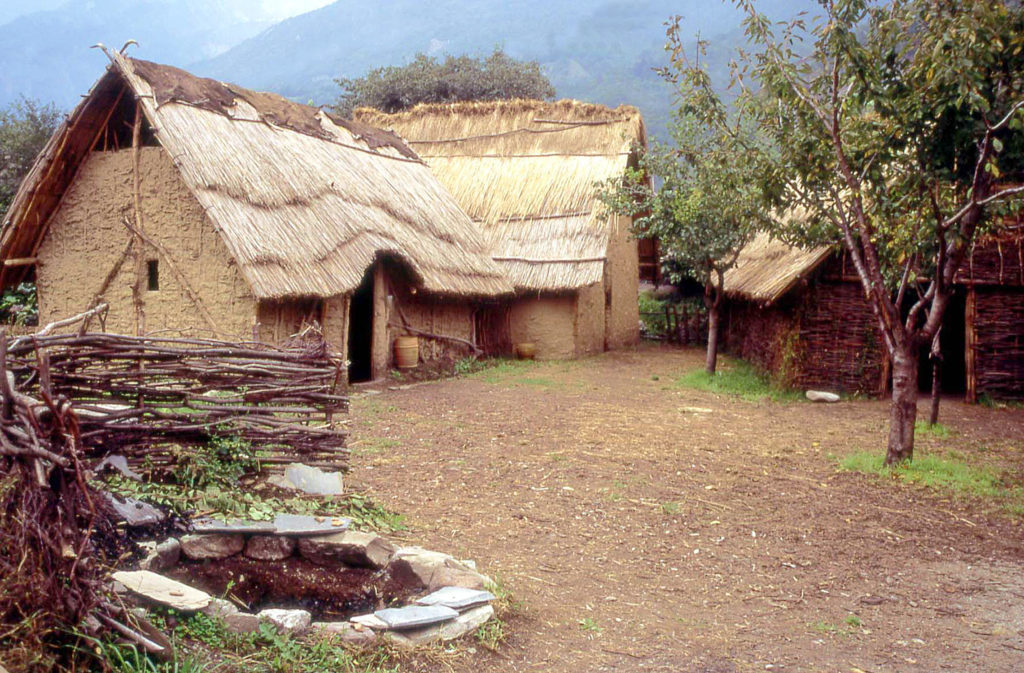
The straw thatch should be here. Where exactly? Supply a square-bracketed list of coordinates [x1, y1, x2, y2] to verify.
[356, 100, 646, 291]
[1, 54, 511, 299]
[722, 232, 833, 304]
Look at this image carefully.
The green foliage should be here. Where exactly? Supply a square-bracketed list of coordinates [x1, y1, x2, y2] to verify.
[334, 49, 555, 116]
[0, 97, 62, 217]
[103, 473, 405, 532]
[915, 420, 953, 439]
[454, 356, 485, 376]
[839, 450, 1024, 513]
[178, 434, 258, 491]
[675, 360, 801, 402]
[0, 281, 37, 326]
[112, 611, 402, 673]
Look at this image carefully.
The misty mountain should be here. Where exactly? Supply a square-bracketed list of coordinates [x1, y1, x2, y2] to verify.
[0, 0, 309, 109]
[191, 0, 820, 139]
[0, 0, 822, 139]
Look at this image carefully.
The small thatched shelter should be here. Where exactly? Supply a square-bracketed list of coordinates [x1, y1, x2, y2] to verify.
[722, 231, 1024, 400]
[356, 100, 645, 359]
[0, 53, 511, 382]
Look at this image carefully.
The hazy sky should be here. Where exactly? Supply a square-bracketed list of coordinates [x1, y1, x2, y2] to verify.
[0, 0, 335, 28]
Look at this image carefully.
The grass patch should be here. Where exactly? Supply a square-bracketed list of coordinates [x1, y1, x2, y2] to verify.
[675, 360, 801, 402]
[98, 611, 403, 673]
[839, 450, 1024, 515]
[915, 420, 953, 439]
[351, 437, 402, 456]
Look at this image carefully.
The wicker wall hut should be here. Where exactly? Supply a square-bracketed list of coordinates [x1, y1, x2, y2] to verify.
[0, 54, 511, 383]
[722, 231, 1024, 400]
[356, 100, 644, 359]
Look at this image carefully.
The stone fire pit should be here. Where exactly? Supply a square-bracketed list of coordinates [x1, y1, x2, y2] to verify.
[113, 513, 496, 646]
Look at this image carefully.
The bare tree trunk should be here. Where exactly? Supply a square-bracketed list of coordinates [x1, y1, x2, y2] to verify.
[886, 350, 919, 465]
[928, 326, 942, 425]
[706, 303, 720, 375]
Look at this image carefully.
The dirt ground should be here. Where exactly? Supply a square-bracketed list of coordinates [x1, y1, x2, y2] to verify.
[347, 345, 1024, 673]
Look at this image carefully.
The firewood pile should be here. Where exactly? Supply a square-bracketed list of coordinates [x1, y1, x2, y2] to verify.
[0, 330, 122, 665]
[4, 330, 349, 471]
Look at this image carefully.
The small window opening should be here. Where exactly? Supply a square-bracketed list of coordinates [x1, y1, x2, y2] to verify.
[147, 259, 159, 291]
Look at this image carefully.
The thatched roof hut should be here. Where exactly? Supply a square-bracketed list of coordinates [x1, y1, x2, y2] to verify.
[356, 100, 645, 358]
[722, 233, 832, 305]
[1, 52, 511, 299]
[356, 99, 645, 292]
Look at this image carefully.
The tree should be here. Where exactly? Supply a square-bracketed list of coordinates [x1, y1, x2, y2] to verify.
[333, 49, 556, 116]
[664, 0, 1024, 464]
[0, 97, 62, 219]
[598, 99, 768, 374]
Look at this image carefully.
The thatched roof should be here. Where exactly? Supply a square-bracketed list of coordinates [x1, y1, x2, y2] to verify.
[1, 53, 511, 299]
[356, 100, 646, 291]
[722, 232, 833, 304]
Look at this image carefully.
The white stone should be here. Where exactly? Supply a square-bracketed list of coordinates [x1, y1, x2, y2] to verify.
[806, 390, 841, 403]
[258, 608, 312, 635]
[269, 463, 344, 496]
[112, 570, 210, 611]
[201, 597, 239, 620]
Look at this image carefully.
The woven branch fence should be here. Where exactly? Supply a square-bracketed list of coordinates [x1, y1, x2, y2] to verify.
[5, 332, 349, 471]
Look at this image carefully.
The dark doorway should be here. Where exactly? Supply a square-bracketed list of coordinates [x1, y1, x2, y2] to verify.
[348, 268, 374, 383]
[918, 289, 967, 394]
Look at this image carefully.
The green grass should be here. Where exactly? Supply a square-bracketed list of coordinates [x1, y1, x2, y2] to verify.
[99, 612, 403, 673]
[464, 358, 578, 387]
[675, 360, 802, 402]
[915, 420, 953, 438]
[839, 450, 1024, 515]
[350, 437, 401, 455]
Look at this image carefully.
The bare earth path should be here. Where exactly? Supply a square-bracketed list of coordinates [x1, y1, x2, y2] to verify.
[347, 346, 1024, 673]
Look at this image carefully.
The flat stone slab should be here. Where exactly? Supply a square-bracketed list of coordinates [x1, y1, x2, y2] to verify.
[272, 513, 351, 536]
[386, 605, 495, 646]
[112, 570, 210, 611]
[189, 514, 349, 537]
[374, 605, 458, 630]
[350, 613, 389, 630]
[268, 463, 344, 496]
[192, 518, 276, 535]
[415, 587, 495, 611]
[104, 493, 166, 527]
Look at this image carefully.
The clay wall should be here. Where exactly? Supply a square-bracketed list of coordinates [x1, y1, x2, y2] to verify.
[36, 147, 255, 338]
[509, 294, 577, 360]
[605, 214, 641, 349]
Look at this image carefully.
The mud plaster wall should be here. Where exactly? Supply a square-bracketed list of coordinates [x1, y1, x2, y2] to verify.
[256, 299, 325, 344]
[322, 294, 350, 358]
[36, 147, 255, 337]
[605, 214, 641, 349]
[509, 294, 577, 359]
[574, 282, 604, 356]
[389, 286, 476, 364]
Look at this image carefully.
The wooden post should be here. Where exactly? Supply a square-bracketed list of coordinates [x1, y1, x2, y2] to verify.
[130, 100, 146, 337]
[965, 287, 977, 404]
[371, 264, 389, 380]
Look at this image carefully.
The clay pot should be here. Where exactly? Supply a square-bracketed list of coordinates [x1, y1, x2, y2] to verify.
[514, 342, 537, 360]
